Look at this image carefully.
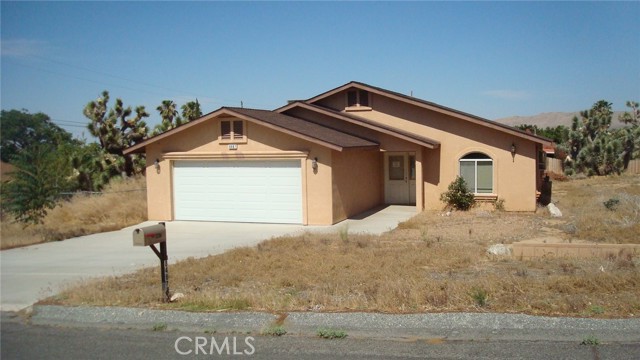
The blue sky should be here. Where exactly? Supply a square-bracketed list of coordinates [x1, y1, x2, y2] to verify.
[2, 1, 639, 138]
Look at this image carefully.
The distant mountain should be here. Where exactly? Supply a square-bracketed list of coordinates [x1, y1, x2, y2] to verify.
[495, 111, 627, 129]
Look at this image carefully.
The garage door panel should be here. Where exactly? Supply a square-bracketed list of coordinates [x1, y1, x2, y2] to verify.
[173, 160, 302, 224]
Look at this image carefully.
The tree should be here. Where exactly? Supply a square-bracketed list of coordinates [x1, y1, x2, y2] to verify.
[563, 100, 630, 176]
[617, 101, 640, 169]
[618, 101, 639, 126]
[152, 100, 183, 136]
[1, 144, 75, 224]
[83, 91, 149, 177]
[516, 124, 569, 144]
[0, 109, 74, 163]
[152, 99, 202, 136]
[181, 99, 202, 121]
[71, 142, 119, 192]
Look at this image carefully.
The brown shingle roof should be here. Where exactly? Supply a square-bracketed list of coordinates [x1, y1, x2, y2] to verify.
[279, 102, 440, 149]
[123, 106, 380, 155]
[224, 107, 378, 150]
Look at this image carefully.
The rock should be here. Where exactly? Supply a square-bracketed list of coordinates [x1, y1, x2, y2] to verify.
[170, 292, 185, 302]
[487, 244, 512, 256]
[547, 203, 563, 217]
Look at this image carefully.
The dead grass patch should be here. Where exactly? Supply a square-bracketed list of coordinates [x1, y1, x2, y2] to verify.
[1, 176, 147, 250]
[553, 173, 639, 244]
[50, 229, 640, 317]
[44, 174, 640, 317]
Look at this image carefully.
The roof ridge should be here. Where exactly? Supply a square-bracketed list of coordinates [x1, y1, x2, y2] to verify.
[304, 81, 552, 144]
[223, 106, 271, 112]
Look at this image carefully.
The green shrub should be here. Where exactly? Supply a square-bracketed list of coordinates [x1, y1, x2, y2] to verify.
[152, 323, 167, 331]
[262, 325, 287, 336]
[316, 328, 348, 339]
[470, 287, 489, 307]
[603, 198, 620, 211]
[581, 335, 600, 346]
[440, 176, 476, 211]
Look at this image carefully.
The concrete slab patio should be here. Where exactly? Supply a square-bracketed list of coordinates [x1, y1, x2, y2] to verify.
[0, 205, 415, 311]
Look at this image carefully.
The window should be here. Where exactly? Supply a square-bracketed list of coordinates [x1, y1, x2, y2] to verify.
[220, 120, 246, 143]
[388, 155, 405, 180]
[409, 155, 416, 180]
[346, 89, 370, 108]
[459, 152, 493, 194]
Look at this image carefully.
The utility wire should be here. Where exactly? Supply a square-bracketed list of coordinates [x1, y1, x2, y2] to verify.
[24, 54, 273, 108]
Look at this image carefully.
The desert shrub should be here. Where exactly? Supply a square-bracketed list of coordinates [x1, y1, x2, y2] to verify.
[470, 287, 489, 307]
[603, 198, 620, 211]
[440, 176, 476, 211]
[316, 328, 348, 339]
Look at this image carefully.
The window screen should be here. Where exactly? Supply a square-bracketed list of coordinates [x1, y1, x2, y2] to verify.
[233, 121, 244, 139]
[459, 153, 493, 193]
[221, 121, 231, 140]
[347, 90, 357, 107]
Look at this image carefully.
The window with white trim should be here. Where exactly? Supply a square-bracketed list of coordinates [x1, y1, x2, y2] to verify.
[220, 120, 246, 143]
[459, 152, 493, 194]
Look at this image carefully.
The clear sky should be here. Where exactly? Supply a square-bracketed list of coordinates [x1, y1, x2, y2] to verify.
[1, 1, 639, 138]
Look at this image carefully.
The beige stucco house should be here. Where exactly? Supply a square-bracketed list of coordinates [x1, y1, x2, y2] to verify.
[125, 82, 552, 225]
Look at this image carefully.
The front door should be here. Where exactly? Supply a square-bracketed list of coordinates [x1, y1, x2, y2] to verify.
[384, 152, 416, 204]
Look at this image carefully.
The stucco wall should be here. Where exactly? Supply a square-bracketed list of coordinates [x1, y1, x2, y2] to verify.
[315, 91, 539, 211]
[331, 149, 383, 223]
[145, 117, 336, 225]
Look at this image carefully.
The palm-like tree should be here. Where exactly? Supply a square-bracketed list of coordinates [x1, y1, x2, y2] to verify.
[181, 99, 202, 122]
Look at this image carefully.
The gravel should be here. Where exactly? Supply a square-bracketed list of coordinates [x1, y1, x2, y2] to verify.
[28, 305, 640, 342]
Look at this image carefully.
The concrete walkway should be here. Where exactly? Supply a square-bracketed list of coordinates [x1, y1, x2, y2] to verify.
[0, 206, 415, 311]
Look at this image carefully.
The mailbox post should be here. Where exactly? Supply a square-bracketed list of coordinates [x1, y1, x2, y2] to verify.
[133, 222, 170, 302]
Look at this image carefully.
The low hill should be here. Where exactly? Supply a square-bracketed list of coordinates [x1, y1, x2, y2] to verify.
[496, 111, 627, 129]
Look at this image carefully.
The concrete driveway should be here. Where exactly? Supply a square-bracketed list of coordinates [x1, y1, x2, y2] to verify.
[0, 205, 415, 311]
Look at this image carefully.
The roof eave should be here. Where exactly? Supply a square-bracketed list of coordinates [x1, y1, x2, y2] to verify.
[302, 81, 553, 146]
[221, 108, 347, 152]
[123, 107, 231, 155]
[279, 101, 440, 150]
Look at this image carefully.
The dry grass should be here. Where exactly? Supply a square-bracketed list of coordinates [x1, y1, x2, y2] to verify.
[552, 173, 640, 244]
[49, 229, 640, 317]
[45, 174, 640, 317]
[1, 176, 147, 250]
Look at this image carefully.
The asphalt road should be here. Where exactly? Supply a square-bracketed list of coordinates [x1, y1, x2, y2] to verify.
[2, 315, 639, 360]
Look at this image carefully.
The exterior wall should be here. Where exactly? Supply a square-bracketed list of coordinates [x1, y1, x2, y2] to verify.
[331, 149, 383, 223]
[316, 91, 540, 211]
[285, 106, 425, 211]
[145, 117, 335, 225]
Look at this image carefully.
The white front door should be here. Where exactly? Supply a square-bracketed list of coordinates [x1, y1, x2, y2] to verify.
[384, 152, 416, 204]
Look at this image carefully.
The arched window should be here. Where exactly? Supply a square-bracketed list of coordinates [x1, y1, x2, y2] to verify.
[459, 152, 493, 194]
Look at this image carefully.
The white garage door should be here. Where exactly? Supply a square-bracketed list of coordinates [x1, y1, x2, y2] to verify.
[173, 160, 303, 224]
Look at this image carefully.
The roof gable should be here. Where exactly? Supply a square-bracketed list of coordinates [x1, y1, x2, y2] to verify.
[123, 106, 378, 155]
[304, 81, 552, 145]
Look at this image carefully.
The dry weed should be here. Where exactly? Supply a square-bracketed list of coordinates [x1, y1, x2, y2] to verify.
[42, 175, 640, 317]
[51, 230, 640, 317]
[554, 174, 640, 243]
[1, 176, 147, 249]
